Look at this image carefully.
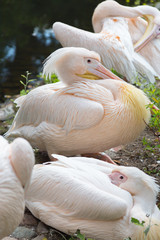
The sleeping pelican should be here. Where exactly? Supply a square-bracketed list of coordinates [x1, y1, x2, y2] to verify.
[92, 0, 160, 76]
[0, 136, 35, 239]
[5, 47, 151, 161]
[92, 0, 160, 51]
[25, 155, 160, 240]
[52, 2, 160, 83]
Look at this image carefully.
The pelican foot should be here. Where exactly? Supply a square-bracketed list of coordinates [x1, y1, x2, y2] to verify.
[81, 152, 117, 165]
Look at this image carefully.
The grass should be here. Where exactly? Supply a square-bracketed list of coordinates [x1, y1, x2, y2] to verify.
[133, 79, 160, 158]
[19, 71, 36, 95]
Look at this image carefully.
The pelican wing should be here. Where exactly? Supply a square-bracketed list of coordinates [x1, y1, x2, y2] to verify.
[7, 82, 108, 135]
[14, 82, 65, 107]
[26, 164, 129, 221]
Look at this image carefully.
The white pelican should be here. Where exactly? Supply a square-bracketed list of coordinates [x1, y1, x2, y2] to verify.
[25, 155, 160, 240]
[92, 0, 160, 77]
[52, 2, 160, 83]
[0, 136, 35, 239]
[5, 47, 151, 161]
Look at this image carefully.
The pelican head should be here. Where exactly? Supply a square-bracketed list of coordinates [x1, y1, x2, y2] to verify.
[92, 0, 160, 52]
[109, 166, 160, 240]
[43, 47, 121, 85]
[109, 166, 159, 197]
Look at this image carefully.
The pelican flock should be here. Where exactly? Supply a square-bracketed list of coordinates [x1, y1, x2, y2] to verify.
[53, 0, 160, 83]
[0, 136, 35, 239]
[1, 0, 160, 239]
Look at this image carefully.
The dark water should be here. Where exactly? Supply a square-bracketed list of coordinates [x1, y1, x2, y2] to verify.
[0, 0, 159, 101]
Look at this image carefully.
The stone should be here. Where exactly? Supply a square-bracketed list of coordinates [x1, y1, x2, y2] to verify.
[0, 103, 15, 121]
[11, 226, 37, 239]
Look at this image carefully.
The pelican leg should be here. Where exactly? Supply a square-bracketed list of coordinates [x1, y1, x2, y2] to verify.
[81, 152, 117, 165]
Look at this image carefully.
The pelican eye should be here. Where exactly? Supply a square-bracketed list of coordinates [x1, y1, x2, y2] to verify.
[119, 175, 124, 180]
[87, 59, 91, 63]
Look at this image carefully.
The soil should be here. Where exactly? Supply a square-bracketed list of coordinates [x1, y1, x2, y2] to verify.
[0, 106, 160, 240]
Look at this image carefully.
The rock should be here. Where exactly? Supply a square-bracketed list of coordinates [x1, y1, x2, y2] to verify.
[20, 213, 38, 226]
[37, 222, 49, 234]
[11, 226, 37, 239]
[0, 103, 15, 121]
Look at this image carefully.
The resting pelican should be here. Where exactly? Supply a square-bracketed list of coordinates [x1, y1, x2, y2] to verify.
[52, 2, 160, 83]
[5, 47, 151, 161]
[0, 136, 35, 239]
[25, 155, 160, 240]
[92, 0, 160, 76]
[92, 0, 160, 50]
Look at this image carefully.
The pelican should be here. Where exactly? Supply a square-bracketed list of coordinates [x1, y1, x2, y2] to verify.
[25, 155, 160, 240]
[92, 0, 160, 51]
[5, 47, 151, 161]
[52, 2, 160, 83]
[0, 136, 35, 239]
[92, 0, 160, 76]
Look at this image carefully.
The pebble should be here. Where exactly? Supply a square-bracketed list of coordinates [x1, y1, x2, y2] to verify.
[11, 226, 37, 239]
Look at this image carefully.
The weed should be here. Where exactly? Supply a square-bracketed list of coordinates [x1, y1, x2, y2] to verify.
[143, 167, 160, 176]
[69, 230, 93, 240]
[20, 71, 36, 95]
[131, 217, 145, 227]
[134, 79, 160, 156]
[111, 68, 125, 79]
